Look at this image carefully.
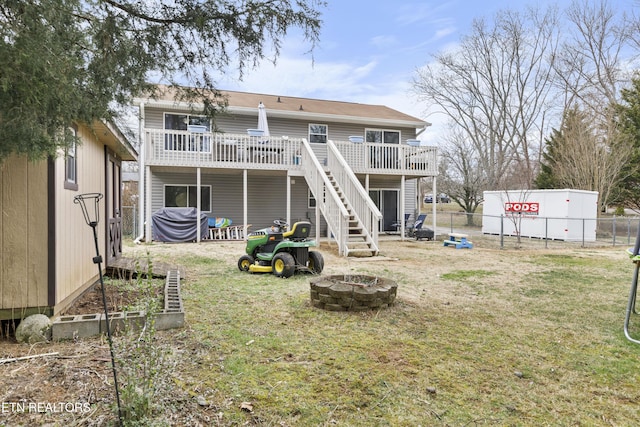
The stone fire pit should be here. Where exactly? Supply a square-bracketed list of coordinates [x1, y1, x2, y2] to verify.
[309, 274, 398, 312]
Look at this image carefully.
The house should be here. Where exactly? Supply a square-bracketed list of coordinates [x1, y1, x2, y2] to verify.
[134, 86, 436, 255]
[0, 121, 137, 320]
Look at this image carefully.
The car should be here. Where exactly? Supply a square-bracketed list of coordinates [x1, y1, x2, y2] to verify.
[424, 194, 450, 203]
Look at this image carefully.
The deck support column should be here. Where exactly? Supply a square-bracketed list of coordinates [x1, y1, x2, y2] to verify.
[432, 176, 437, 234]
[196, 167, 201, 243]
[286, 175, 291, 225]
[243, 169, 248, 240]
[145, 164, 152, 242]
[400, 176, 406, 241]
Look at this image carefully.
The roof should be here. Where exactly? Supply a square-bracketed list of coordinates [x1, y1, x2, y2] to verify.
[89, 120, 137, 161]
[134, 85, 430, 129]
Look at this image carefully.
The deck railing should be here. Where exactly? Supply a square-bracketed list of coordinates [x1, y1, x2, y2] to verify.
[143, 129, 437, 176]
[144, 129, 302, 170]
[333, 140, 438, 175]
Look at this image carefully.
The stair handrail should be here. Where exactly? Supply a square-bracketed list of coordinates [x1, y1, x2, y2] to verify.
[299, 139, 350, 255]
[327, 140, 382, 252]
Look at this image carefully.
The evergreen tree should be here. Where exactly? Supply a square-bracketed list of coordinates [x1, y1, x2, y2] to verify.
[615, 77, 640, 211]
[535, 126, 562, 189]
[0, 0, 324, 161]
[535, 104, 632, 211]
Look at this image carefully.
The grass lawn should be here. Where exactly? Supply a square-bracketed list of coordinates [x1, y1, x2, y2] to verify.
[118, 237, 640, 426]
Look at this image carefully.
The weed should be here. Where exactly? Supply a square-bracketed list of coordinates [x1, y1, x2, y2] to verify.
[114, 256, 173, 426]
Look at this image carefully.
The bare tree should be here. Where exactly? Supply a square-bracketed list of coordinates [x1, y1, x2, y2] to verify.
[413, 5, 560, 190]
[554, 0, 632, 115]
[437, 127, 487, 223]
[550, 106, 632, 211]
[551, 0, 634, 209]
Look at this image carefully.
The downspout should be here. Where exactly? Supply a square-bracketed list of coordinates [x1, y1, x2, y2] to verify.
[134, 102, 145, 244]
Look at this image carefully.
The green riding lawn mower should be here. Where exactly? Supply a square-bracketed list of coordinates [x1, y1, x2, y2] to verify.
[237, 219, 324, 278]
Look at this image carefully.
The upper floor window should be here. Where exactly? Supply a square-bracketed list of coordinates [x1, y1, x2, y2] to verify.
[164, 113, 211, 151]
[365, 129, 400, 144]
[64, 125, 78, 191]
[309, 124, 328, 144]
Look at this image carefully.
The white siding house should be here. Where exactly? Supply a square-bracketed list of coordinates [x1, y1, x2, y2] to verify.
[135, 86, 435, 256]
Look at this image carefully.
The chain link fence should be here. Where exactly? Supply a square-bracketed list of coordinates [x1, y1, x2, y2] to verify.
[120, 204, 639, 250]
[122, 205, 137, 238]
[430, 211, 640, 250]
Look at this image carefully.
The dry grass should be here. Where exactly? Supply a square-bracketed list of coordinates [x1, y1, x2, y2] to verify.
[2, 236, 639, 426]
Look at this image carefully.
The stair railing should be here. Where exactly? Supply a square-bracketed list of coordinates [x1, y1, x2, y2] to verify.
[327, 140, 382, 254]
[299, 139, 350, 255]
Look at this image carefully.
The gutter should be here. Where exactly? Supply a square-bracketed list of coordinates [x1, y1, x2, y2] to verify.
[416, 124, 431, 137]
[134, 102, 146, 244]
[132, 98, 429, 128]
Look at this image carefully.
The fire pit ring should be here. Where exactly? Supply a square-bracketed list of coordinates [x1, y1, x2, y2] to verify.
[309, 274, 397, 312]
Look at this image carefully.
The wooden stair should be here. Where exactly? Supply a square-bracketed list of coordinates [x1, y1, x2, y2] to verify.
[326, 172, 378, 256]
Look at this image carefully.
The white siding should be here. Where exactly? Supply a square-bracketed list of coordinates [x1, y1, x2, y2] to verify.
[150, 170, 325, 234]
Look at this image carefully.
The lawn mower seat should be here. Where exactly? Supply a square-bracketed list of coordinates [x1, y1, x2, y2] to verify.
[283, 221, 312, 241]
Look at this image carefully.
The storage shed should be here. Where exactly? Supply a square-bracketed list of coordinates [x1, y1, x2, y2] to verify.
[482, 189, 599, 241]
[0, 120, 136, 320]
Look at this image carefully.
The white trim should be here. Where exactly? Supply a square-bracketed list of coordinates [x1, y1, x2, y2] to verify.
[243, 169, 248, 240]
[133, 99, 429, 128]
[308, 123, 328, 144]
[197, 168, 201, 243]
[364, 128, 401, 144]
[307, 188, 316, 209]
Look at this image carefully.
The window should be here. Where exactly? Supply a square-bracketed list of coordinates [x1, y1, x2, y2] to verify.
[366, 129, 401, 169]
[308, 189, 316, 208]
[309, 124, 328, 143]
[164, 113, 211, 151]
[164, 185, 211, 212]
[64, 126, 78, 190]
[365, 129, 400, 144]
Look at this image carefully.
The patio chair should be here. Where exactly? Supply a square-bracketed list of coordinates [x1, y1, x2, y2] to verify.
[388, 213, 411, 235]
[412, 214, 435, 241]
[406, 213, 427, 238]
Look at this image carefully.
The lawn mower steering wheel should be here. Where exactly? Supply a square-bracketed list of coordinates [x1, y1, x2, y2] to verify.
[273, 219, 289, 231]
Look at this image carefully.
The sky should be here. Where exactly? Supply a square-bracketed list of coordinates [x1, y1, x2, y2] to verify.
[212, 0, 638, 144]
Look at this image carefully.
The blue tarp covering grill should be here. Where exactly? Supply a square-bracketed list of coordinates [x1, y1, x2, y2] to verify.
[151, 207, 208, 242]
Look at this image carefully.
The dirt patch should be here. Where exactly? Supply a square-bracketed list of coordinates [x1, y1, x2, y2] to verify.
[59, 280, 164, 316]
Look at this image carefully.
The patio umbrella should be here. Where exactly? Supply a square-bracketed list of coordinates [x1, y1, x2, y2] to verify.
[257, 102, 270, 137]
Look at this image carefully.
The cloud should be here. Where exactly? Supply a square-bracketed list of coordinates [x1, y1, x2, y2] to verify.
[395, 1, 457, 26]
[371, 35, 398, 49]
[218, 55, 380, 101]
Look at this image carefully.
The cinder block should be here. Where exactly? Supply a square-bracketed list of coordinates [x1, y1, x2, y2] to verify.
[124, 311, 147, 332]
[100, 312, 125, 334]
[53, 269, 186, 340]
[52, 313, 100, 340]
[165, 302, 183, 312]
[155, 310, 185, 330]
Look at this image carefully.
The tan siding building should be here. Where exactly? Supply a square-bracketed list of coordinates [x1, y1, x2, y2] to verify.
[0, 121, 136, 320]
